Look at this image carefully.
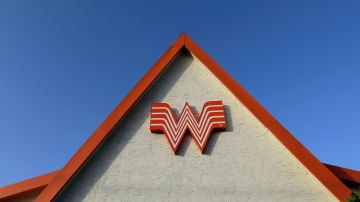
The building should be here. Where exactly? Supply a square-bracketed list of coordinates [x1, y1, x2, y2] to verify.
[1, 33, 359, 202]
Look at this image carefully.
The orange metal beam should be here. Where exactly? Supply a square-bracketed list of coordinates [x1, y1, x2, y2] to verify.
[0, 170, 59, 200]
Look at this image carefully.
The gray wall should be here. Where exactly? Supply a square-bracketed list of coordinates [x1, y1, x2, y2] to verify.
[56, 51, 337, 202]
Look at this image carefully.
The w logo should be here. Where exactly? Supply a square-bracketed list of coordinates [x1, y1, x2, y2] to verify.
[150, 101, 226, 153]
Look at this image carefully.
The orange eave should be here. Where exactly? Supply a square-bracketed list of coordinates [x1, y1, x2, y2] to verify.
[10, 32, 351, 201]
[324, 163, 360, 184]
[0, 170, 59, 201]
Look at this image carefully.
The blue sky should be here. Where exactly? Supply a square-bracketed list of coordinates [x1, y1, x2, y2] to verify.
[0, 1, 359, 186]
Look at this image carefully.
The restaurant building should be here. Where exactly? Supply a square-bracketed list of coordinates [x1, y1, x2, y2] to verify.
[1, 33, 359, 202]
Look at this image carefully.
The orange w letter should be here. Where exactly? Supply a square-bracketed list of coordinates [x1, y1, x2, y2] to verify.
[150, 101, 226, 153]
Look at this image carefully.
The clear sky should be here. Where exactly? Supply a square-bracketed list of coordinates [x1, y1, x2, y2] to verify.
[0, 1, 359, 186]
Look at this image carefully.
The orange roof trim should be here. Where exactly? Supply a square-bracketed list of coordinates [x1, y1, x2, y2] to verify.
[0, 170, 59, 201]
[35, 33, 352, 201]
[325, 163, 360, 184]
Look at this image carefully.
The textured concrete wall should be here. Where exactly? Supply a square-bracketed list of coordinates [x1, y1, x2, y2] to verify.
[56, 51, 338, 202]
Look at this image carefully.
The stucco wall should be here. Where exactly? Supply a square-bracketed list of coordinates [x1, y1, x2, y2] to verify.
[56, 51, 338, 202]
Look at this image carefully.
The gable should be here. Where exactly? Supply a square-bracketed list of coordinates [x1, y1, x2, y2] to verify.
[36, 33, 350, 201]
[54, 51, 337, 201]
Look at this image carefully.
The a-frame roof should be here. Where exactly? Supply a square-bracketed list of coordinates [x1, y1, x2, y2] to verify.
[35, 33, 351, 201]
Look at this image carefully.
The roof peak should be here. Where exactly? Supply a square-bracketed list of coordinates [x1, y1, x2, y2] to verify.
[35, 33, 351, 201]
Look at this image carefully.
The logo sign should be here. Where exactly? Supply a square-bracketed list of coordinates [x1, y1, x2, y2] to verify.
[150, 101, 226, 153]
